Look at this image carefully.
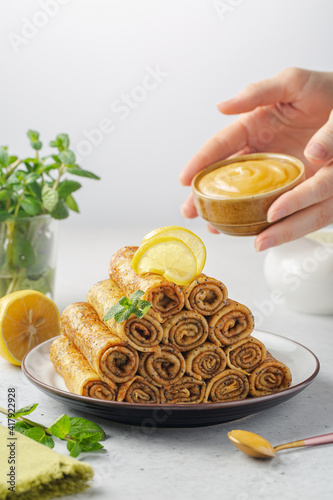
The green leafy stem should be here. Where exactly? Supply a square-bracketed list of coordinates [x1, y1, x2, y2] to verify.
[103, 290, 152, 323]
[0, 130, 100, 222]
[0, 403, 106, 458]
[0, 130, 100, 297]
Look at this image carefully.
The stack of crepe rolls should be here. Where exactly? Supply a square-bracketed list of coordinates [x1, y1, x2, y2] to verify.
[50, 245, 292, 404]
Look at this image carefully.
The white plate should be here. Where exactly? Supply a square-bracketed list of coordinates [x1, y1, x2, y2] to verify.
[22, 330, 320, 428]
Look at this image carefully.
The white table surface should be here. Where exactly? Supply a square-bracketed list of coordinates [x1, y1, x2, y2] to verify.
[1, 222, 333, 500]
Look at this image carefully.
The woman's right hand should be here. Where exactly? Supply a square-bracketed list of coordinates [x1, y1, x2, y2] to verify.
[179, 68, 333, 249]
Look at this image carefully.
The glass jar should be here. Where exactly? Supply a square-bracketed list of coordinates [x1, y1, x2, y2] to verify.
[0, 214, 58, 299]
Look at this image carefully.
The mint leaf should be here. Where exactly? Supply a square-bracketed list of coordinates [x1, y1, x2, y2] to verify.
[130, 290, 145, 302]
[103, 302, 124, 321]
[65, 194, 79, 212]
[13, 421, 33, 433]
[0, 147, 10, 167]
[67, 430, 105, 456]
[28, 181, 42, 200]
[67, 441, 82, 458]
[48, 414, 71, 439]
[67, 166, 100, 180]
[68, 417, 106, 440]
[79, 441, 104, 453]
[23, 427, 45, 441]
[138, 299, 152, 310]
[25, 172, 40, 184]
[118, 296, 131, 307]
[42, 185, 59, 212]
[20, 197, 42, 216]
[70, 431, 103, 444]
[11, 403, 38, 418]
[31, 141, 42, 151]
[58, 150, 76, 166]
[113, 307, 133, 323]
[41, 435, 55, 448]
[50, 199, 69, 219]
[23, 427, 55, 448]
[57, 180, 81, 199]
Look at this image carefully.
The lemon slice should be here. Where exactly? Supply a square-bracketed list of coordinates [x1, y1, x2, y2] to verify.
[131, 235, 197, 285]
[141, 226, 206, 275]
[0, 290, 60, 366]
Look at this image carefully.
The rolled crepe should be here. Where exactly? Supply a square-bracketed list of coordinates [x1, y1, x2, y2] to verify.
[204, 368, 249, 402]
[109, 246, 185, 322]
[61, 302, 139, 384]
[160, 376, 206, 404]
[49, 335, 117, 400]
[117, 375, 160, 404]
[184, 342, 227, 380]
[225, 337, 266, 375]
[162, 310, 209, 352]
[87, 279, 163, 352]
[138, 345, 186, 387]
[183, 274, 228, 316]
[249, 352, 292, 397]
[208, 299, 255, 346]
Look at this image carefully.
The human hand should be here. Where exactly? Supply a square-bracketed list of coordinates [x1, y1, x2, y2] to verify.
[179, 68, 333, 250]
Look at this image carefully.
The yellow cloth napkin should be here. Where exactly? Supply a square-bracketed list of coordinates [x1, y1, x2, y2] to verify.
[0, 424, 93, 499]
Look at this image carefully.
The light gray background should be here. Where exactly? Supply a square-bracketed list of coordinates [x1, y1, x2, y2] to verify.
[1, 0, 333, 309]
[1, 0, 332, 229]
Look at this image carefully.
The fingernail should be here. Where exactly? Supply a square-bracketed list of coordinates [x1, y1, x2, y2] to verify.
[267, 208, 287, 223]
[305, 142, 327, 160]
[255, 238, 274, 252]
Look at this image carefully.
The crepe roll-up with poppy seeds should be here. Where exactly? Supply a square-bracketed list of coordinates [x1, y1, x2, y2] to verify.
[138, 345, 186, 388]
[183, 274, 228, 316]
[49, 335, 117, 400]
[184, 342, 227, 380]
[87, 279, 163, 352]
[208, 299, 255, 346]
[60, 302, 139, 384]
[109, 246, 185, 322]
[162, 310, 209, 352]
[225, 337, 266, 376]
[117, 375, 160, 404]
[203, 368, 249, 402]
[160, 376, 206, 404]
[249, 352, 292, 397]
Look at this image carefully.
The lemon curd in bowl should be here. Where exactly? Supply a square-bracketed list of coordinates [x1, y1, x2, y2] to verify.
[191, 153, 305, 236]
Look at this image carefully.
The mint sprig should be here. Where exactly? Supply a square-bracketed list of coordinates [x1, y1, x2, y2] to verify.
[103, 290, 152, 323]
[0, 403, 106, 458]
[0, 131, 100, 297]
[0, 130, 100, 221]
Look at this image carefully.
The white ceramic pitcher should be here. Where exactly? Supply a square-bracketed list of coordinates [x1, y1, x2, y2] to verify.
[263, 227, 333, 315]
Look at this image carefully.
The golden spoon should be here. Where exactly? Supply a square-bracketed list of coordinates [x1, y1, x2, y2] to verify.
[228, 429, 333, 459]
